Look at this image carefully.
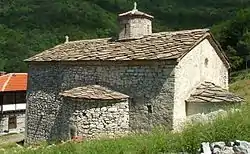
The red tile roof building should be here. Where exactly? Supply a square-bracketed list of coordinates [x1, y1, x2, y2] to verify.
[0, 73, 27, 92]
[0, 73, 27, 133]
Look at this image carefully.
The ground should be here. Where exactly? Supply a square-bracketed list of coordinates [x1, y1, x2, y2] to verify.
[0, 133, 24, 145]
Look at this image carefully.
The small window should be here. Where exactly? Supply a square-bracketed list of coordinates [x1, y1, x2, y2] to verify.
[147, 25, 150, 33]
[124, 24, 129, 36]
[147, 105, 152, 113]
[124, 24, 127, 34]
[205, 58, 209, 67]
[8, 116, 17, 129]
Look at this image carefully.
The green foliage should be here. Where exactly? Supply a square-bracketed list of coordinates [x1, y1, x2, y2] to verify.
[0, 0, 250, 72]
[211, 8, 250, 70]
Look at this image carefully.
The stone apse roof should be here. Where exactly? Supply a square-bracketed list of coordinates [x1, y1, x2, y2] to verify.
[25, 29, 229, 68]
[186, 82, 243, 103]
[59, 85, 129, 100]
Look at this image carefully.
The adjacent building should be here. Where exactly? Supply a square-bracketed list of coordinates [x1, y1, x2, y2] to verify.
[0, 73, 27, 134]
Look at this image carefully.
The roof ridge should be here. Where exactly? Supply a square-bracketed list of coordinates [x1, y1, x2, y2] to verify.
[62, 29, 209, 44]
[152, 28, 209, 35]
[0, 73, 27, 76]
[64, 37, 112, 44]
[63, 29, 210, 44]
[10, 73, 27, 75]
[1, 73, 13, 91]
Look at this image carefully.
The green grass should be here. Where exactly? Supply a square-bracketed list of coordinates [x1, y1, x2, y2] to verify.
[2, 71, 250, 154]
[230, 69, 250, 83]
[4, 107, 249, 154]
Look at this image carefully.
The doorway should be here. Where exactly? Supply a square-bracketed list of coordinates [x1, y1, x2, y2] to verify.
[8, 116, 17, 129]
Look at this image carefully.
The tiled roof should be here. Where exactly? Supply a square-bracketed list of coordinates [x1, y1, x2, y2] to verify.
[25, 29, 213, 62]
[0, 73, 28, 92]
[60, 85, 129, 100]
[186, 82, 243, 103]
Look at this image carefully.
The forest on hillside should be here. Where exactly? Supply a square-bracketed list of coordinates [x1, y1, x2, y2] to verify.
[0, 0, 250, 72]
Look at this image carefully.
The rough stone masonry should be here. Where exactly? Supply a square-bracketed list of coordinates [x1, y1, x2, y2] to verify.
[58, 85, 130, 140]
[25, 61, 175, 143]
[60, 98, 129, 140]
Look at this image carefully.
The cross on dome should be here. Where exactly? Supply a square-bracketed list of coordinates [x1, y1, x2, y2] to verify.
[65, 35, 69, 43]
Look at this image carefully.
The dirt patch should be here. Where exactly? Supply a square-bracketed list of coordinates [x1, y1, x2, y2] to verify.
[0, 133, 24, 145]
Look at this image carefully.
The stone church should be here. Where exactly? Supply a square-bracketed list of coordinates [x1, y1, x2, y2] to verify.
[24, 3, 243, 144]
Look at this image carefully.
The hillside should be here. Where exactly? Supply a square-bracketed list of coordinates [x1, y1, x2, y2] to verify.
[1, 0, 250, 72]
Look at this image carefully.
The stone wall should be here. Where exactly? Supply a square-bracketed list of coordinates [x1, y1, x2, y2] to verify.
[59, 98, 129, 140]
[173, 39, 229, 129]
[0, 112, 25, 134]
[119, 17, 152, 40]
[25, 61, 175, 143]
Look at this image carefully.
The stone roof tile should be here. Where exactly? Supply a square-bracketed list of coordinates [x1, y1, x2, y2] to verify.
[25, 29, 210, 62]
[59, 85, 129, 100]
[186, 82, 243, 103]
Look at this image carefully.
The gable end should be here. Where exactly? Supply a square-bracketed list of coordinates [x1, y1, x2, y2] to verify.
[177, 32, 230, 69]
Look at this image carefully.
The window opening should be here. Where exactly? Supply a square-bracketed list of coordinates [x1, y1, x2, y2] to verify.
[205, 58, 209, 67]
[147, 25, 150, 33]
[147, 105, 152, 113]
[8, 116, 17, 129]
[124, 24, 127, 35]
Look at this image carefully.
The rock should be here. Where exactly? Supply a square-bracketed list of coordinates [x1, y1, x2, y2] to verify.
[97, 124, 104, 129]
[233, 140, 250, 154]
[201, 142, 211, 154]
[108, 107, 117, 112]
[210, 141, 226, 154]
[82, 125, 90, 129]
[211, 141, 226, 149]
[220, 146, 234, 154]
[101, 107, 107, 111]
[199, 140, 250, 154]
[213, 147, 221, 154]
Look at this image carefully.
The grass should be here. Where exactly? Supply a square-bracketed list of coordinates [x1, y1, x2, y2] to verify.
[230, 69, 250, 83]
[4, 107, 249, 154]
[1, 71, 250, 154]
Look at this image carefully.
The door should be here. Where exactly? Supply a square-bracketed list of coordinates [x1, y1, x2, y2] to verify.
[8, 116, 17, 129]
